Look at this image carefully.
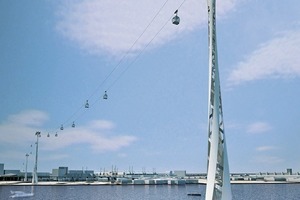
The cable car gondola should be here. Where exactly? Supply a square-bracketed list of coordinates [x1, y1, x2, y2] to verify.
[60, 125, 64, 130]
[85, 100, 89, 108]
[172, 9, 180, 25]
[103, 91, 108, 100]
[72, 121, 75, 128]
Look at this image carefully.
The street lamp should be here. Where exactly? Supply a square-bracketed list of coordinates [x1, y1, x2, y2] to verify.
[32, 131, 41, 184]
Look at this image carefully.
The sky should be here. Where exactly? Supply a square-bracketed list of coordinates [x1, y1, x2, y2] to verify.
[1, 0, 300, 174]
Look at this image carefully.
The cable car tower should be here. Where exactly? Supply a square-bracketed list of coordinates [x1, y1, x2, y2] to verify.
[32, 131, 41, 184]
[172, 1, 231, 198]
[205, 0, 232, 199]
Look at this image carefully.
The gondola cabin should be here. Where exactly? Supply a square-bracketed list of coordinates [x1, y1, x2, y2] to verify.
[85, 100, 89, 108]
[172, 15, 180, 25]
[103, 91, 108, 100]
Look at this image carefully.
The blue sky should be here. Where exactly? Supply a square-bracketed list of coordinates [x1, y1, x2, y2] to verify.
[1, 0, 300, 174]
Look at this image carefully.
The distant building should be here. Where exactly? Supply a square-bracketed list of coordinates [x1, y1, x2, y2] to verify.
[51, 167, 95, 181]
[4, 170, 21, 175]
[51, 167, 68, 181]
[0, 163, 4, 175]
[0, 164, 21, 181]
[67, 170, 94, 181]
[173, 170, 186, 178]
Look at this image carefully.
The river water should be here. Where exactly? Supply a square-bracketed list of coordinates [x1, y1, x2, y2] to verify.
[1, 184, 300, 200]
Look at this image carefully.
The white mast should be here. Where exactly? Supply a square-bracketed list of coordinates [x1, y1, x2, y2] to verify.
[24, 153, 29, 182]
[205, 0, 232, 199]
[32, 131, 41, 184]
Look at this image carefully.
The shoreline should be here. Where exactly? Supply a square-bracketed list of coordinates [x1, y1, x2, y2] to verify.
[1, 180, 300, 186]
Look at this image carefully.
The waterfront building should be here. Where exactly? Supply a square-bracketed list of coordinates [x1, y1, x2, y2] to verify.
[50, 167, 95, 181]
[51, 167, 68, 181]
[173, 170, 186, 178]
[0, 163, 4, 175]
[0, 163, 50, 181]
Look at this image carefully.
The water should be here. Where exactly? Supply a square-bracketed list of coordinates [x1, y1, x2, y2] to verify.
[1, 184, 300, 200]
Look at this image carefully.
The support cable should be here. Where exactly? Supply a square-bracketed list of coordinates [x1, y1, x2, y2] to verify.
[53, 0, 188, 135]
[105, 0, 187, 91]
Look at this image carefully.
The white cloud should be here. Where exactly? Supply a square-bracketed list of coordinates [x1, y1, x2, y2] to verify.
[256, 146, 277, 152]
[0, 110, 48, 144]
[246, 122, 272, 134]
[40, 154, 69, 161]
[228, 30, 300, 86]
[0, 110, 137, 156]
[87, 119, 115, 130]
[7, 110, 49, 127]
[0, 150, 32, 160]
[56, 0, 238, 57]
[41, 123, 137, 153]
[253, 155, 284, 165]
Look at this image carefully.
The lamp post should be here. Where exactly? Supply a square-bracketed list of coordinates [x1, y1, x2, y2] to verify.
[32, 131, 41, 184]
[24, 153, 29, 182]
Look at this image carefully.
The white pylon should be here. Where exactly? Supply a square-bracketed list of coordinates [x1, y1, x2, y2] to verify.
[205, 0, 232, 199]
[32, 131, 41, 184]
[24, 153, 29, 182]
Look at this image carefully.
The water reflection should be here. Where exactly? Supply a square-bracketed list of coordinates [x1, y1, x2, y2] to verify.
[0, 184, 300, 200]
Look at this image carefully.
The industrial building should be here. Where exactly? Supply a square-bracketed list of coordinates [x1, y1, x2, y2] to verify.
[0, 163, 94, 182]
[51, 167, 95, 181]
[1, 163, 300, 184]
[0, 163, 50, 181]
